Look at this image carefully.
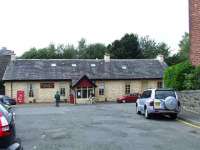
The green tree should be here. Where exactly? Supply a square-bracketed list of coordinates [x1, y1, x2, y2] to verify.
[139, 36, 170, 59]
[62, 45, 78, 59]
[79, 43, 106, 59]
[179, 32, 189, 61]
[20, 43, 78, 59]
[20, 48, 38, 59]
[164, 32, 189, 66]
[165, 53, 182, 66]
[108, 33, 142, 59]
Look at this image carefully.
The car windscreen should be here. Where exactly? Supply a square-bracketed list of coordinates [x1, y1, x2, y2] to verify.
[155, 90, 176, 99]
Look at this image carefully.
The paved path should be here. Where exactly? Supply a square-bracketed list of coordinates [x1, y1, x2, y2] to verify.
[15, 103, 200, 150]
[178, 108, 200, 127]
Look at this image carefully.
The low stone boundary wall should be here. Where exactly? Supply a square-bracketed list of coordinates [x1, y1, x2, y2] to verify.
[177, 90, 200, 114]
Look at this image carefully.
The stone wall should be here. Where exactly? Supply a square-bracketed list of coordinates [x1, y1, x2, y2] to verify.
[4, 81, 70, 103]
[95, 80, 161, 101]
[177, 90, 200, 114]
[4, 79, 162, 103]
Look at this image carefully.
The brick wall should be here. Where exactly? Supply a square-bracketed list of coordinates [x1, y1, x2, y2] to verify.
[189, 0, 200, 66]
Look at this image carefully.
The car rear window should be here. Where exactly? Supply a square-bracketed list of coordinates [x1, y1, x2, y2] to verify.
[155, 90, 176, 99]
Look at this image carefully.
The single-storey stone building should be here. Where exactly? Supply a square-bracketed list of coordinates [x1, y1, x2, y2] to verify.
[3, 55, 167, 104]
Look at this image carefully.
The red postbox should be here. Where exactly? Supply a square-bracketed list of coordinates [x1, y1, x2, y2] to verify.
[17, 90, 25, 104]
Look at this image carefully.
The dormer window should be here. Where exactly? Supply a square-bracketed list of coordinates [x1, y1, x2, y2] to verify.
[122, 65, 127, 70]
[51, 63, 56, 67]
[90, 64, 96, 67]
[72, 64, 77, 67]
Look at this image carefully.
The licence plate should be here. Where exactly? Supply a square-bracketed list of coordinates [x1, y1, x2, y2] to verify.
[154, 101, 161, 109]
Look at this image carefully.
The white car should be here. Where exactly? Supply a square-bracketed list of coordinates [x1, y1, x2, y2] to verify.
[136, 89, 181, 119]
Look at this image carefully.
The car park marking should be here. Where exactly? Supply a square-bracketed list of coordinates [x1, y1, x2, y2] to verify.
[177, 119, 200, 129]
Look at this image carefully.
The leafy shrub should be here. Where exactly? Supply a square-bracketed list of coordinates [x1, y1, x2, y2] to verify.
[164, 61, 195, 90]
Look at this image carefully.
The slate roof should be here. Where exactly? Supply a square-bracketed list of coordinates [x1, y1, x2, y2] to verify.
[0, 49, 14, 55]
[0, 56, 11, 80]
[3, 59, 167, 81]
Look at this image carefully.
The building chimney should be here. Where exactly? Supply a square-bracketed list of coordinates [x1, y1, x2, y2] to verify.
[156, 54, 164, 62]
[189, 0, 200, 66]
[104, 53, 110, 62]
[11, 52, 16, 61]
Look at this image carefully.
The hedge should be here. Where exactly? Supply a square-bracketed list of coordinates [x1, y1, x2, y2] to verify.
[164, 61, 200, 90]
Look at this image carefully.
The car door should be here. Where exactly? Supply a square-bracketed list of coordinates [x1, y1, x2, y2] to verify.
[138, 90, 152, 113]
[127, 94, 132, 102]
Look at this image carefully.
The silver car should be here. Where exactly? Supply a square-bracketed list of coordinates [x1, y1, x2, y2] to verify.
[136, 89, 181, 119]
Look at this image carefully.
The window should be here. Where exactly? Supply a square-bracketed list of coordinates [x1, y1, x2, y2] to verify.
[72, 64, 77, 67]
[141, 90, 152, 98]
[90, 64, 96, 67]
[51, 63, 56, 67]
[82, 89, 88, 98]
[76, 88, 94, 99]
[77, 89, 82, 98]
[157, 81, 163, 88]
[88, 88, 94, 97]
[60, 88, 65, 96]
[99, 82, 105, 95]
[40, 83, 54, 88]
[99, 89, 104, 95]
[122, 65, 127, 70]
[29, 83, 34, 97]
[72, 64, 77, 72]
[125, 84, 130, 94]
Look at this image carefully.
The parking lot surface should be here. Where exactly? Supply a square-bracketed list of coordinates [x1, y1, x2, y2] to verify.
[15, 103, 200, 150]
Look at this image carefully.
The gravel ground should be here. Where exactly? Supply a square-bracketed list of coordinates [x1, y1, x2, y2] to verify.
[14, 103, 200, 150]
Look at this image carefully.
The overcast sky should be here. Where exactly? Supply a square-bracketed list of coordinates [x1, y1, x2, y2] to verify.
[0, 0, 189, 56]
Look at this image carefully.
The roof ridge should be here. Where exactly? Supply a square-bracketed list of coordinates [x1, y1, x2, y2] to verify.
[16, 58, 157, 61]
[16, 59, 104, 61]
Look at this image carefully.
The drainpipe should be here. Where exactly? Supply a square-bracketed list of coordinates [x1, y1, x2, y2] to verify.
[11, 81, 13, 98]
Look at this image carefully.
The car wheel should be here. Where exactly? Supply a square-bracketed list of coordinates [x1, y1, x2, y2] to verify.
[145, 108, 150, 119]
[122, 100, 126, 103]
[170, 114, 177, 120]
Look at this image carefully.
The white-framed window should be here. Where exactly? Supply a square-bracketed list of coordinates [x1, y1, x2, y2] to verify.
[76, 88, 94, 99]
[157, 81, 163, 88]
[125, 84, 130, 94]
[60, 88, 65, 96]
[99, 82, 105, 95]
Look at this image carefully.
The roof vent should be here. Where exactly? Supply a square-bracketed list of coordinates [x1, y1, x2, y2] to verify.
[72, 64, 77, 67]
[91, 64, 96, 67]
[51, 63, 56, 67]
[122, 65, 127, 70]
